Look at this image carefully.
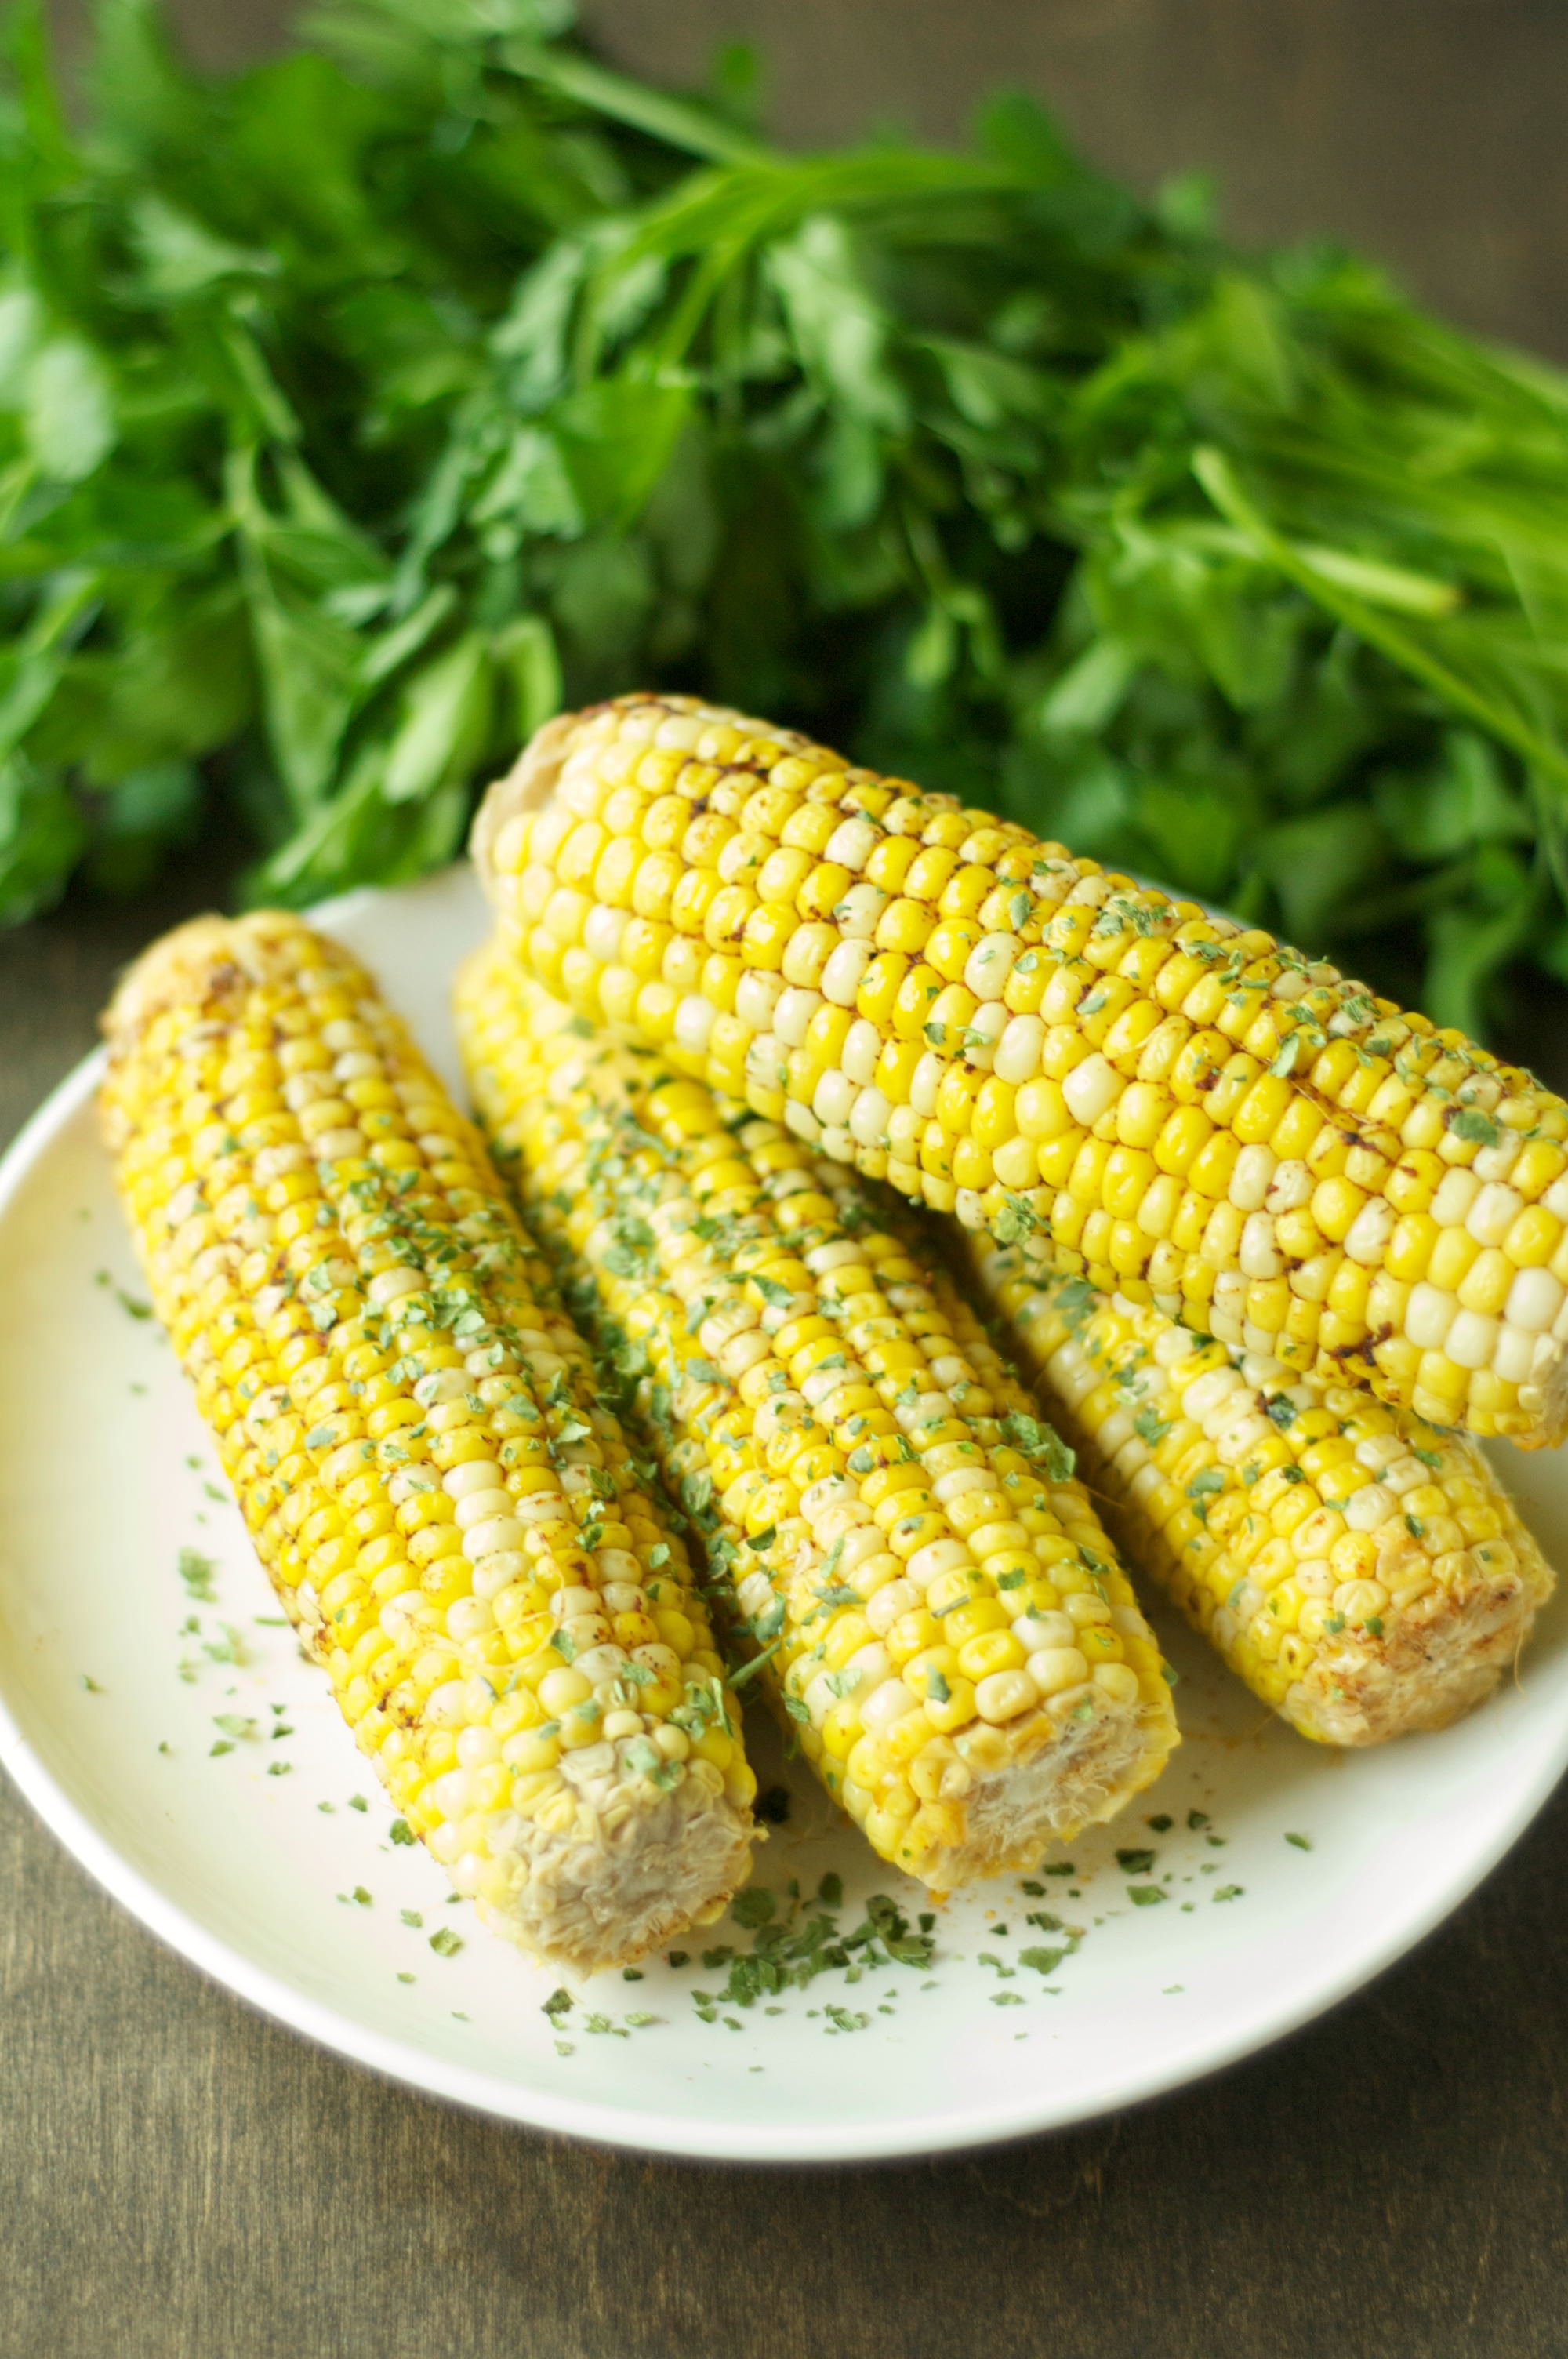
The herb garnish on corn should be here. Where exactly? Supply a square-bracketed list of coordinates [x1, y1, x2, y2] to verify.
[100, 913, 757, 1973]
[454, 946, 1178, 1888]
[472, 694, 1568, 1447]
[971, 1246, 1552, 1743]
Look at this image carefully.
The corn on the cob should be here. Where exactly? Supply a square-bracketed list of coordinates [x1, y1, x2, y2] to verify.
[100, 914, 757, 1973]
[471, 693, 1568, 1447]
[971, 1245, 1553, 1743]
[454, 943, 1179, 1887]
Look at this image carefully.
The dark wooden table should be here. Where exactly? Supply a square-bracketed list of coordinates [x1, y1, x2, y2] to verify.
[4, 863, 1568, 2359]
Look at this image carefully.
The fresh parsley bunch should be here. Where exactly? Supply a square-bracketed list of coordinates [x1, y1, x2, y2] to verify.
[5, 0, 1568, 1037]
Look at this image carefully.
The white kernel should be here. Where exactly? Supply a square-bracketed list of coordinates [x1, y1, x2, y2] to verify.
[1473, 1134, 1523, 1182]
[1181, 1366, 1243, 1421]
[964, 935, 1019, 1001]
[472, 1554, 525, 1601]
[861, 1677, 919, 1732]
[993, 1015, 1046, 1086]
[1014, 1611, 1074, 1651]
[906, 1536, 973, 1589]
[932, 1466, 993, 1503]
[842, 1019, 882, 1085]
[804, 1672, 845, 1726]
[960, 1001, 1007, 1069]
[1344, 1197, 1398, 1267]
[1541, 1176, 1568, 1223]
[909, 1052, 946, 1118]
[1026, 1645, 1089, 1696]
[583, 904, 627, 962]
[735, 969, 786, 1030]
[784, 1101, 822, 1144]
[1229, 1143, 1277, 1213]
[822, 939, 872, 1007]
[1062, 1052, 1119, 1125]
[1239, 1212, 1283, 1280]
[849, 1085, 892, 1147]
[575, 1644, 630, 1684]
[456, 1725, 501, 1769]
[1446, 1309, 1498, 1369]
[442, 1459, 504, 1499]
[1343, 1483, 1396, 1532]
[801, 1474, 858, 1524]
[813, 1068, 858, 1127]
[1210, 1273, 1247, 1342]
[430, 1767, 474, 1819]
[673, 995, 716, 1055]
[774, 985, 821, 1048]
[463, 1516, 526, 1560]
[1405, 1281, 1457, 1350]
[1506, 1267, 1563, 1333]
[846, 1640, 891, 1685]
[866, 1579, 920, 1634]
[446, 1597, 496, 1644]
[1431, 1167, 1482, 1228]
[1466, 1182, 1523, 1247]
[825, 816, 879, 871]
[1265, 1158, 1314, 1215]
[736, 1569, 775, 1621]
[975, 1668, 1040, 1722]
[836, 881, 887, 940]
[1493, 1325, 1534, 1383]
[454, 1487, 513, 1529]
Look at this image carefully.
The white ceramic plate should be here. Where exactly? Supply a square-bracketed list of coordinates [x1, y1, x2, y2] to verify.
[3, 864, 1568, 2164]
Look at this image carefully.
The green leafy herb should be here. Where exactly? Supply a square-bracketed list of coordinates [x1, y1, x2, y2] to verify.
[3, 4, 1564, 1034]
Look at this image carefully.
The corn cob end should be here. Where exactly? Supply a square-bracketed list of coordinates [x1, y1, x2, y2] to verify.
[978, 1247, 1553, 1747]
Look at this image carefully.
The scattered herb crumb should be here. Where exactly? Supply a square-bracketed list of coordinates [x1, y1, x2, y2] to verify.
[177, 1549, 217, 1604]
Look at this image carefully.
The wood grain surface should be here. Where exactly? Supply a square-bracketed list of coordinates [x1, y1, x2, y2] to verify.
[5, 866, 1568, 2359]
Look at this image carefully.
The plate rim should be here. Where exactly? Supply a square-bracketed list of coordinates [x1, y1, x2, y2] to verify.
[2, 873, 1566, 2162]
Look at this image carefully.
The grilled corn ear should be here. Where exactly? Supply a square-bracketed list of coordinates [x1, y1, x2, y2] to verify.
[454, 942, 1178, 1888]
[101, 913, 756, 1973]
[971, 1245, 1553, 1743]
[472, 693, 1568, 1446]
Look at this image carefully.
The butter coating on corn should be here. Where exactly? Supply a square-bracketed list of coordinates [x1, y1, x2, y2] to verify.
[472, 693, 1568, 1445]
[971, 1243, 1554, 1743]
[100, 914, 756, 1973]
[454, 943, 1178, 1888]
